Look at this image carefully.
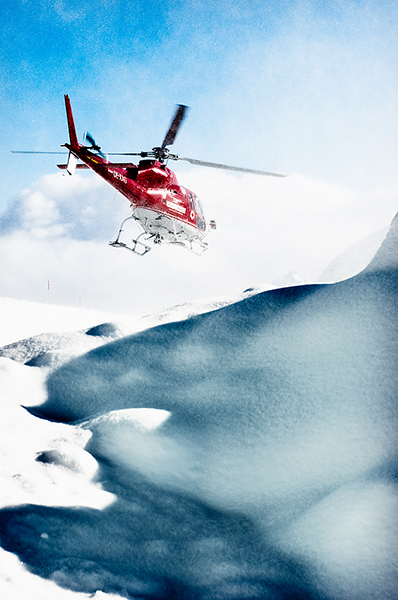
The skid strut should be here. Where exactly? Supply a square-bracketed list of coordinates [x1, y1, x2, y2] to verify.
[109, 216, 152, 256]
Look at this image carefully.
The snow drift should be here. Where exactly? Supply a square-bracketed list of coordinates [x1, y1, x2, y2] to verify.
[0, 214, 397, 599]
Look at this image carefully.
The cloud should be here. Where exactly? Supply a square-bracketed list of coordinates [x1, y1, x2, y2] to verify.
[0, 169, 396, 315]
[0, 173, 126, 241]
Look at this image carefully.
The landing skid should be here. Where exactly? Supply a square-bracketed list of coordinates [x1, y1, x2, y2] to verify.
[110, 212, 208, 256]
[109, 216, 153, 256]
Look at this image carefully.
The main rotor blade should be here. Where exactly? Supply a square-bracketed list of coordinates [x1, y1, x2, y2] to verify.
[177, 156, 287, 177]
[161, 105, 188, 149]
[11, 150, 144, 156]
[11, 151, 67, 154]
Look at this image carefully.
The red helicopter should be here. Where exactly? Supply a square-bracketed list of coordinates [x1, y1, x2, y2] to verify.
[14, 95, 286, 255]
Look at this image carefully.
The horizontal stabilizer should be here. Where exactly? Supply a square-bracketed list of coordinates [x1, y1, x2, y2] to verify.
[92, 162, 138, 169]
[57, 163, 89, 170]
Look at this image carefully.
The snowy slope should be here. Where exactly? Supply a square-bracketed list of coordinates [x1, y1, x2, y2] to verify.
[0, 291, 254, 349]
[0, 297, 135, 347]
[0, 215, 397, 600]
[318, 225, 389, 282]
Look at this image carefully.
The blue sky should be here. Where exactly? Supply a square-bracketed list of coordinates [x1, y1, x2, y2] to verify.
[1, 0, 398, 312]
[2, 0, 398, 200]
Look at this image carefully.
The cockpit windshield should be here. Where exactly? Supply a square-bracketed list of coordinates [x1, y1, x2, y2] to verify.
[194, 195, 205, 218]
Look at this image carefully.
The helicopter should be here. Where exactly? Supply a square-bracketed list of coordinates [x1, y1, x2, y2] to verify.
[13, 95, 286, 255]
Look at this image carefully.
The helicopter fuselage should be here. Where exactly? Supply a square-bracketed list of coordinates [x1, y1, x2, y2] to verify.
[61, 142, 210, 253]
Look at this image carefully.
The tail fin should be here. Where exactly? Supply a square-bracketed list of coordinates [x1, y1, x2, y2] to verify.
[64, 95, 79, 149]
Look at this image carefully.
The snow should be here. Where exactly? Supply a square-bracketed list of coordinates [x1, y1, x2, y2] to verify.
[0, 214, 397, 599]
[0, 297, 134, 347]
[319, 225, 389, 282]
[272, 271, 306, 288]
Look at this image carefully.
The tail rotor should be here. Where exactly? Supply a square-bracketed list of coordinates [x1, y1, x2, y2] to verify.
[83, 131, 106, 159]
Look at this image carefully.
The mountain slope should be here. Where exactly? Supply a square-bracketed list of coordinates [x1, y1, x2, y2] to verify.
[0, 214, 397, 600]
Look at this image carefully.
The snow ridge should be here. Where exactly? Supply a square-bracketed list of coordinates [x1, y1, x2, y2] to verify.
[0, 214, 397, 600]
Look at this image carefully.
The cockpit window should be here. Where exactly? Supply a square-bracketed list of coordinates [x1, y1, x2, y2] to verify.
[193, 194, 206, 231]
[194, 195, 205, 218]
